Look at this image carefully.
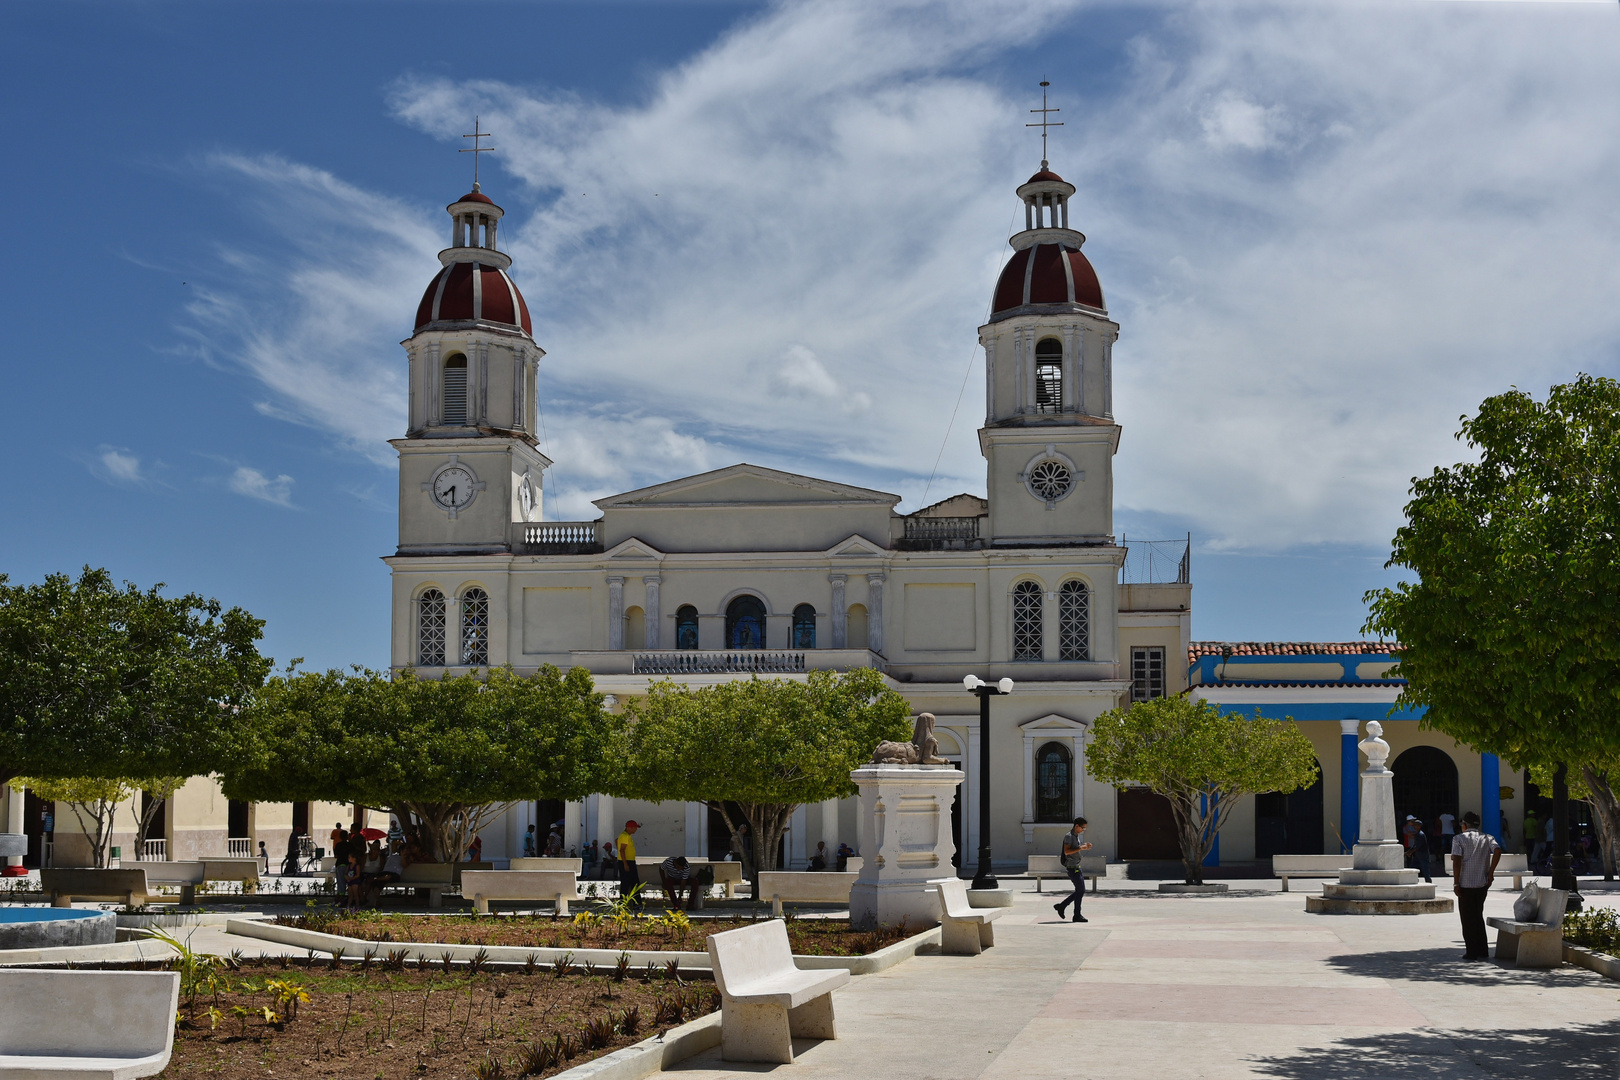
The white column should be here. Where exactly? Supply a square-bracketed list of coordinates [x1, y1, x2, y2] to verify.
[829, 575, 847, 648]
[866, 574, 885, 655]
[684, 803, 704, 858]
[983, 336, 997, 421]
[1022, 732, 1036, 828]
[790, 804, 808, 869]
[1069, 735, 1084, 819]
[606, 577, 625, 650]
[1062, 324, 1079, 413]
[594, 794, 616, 852]
[564, 800, 582, 853]
[643, 577, 661, 649]
[820, 797, 839, 854]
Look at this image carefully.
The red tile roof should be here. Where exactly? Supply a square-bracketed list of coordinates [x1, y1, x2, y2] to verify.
[1188, 641, 1401, 664]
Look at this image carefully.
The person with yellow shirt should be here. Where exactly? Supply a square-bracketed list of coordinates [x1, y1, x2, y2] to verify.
[616, 821, 641, 905]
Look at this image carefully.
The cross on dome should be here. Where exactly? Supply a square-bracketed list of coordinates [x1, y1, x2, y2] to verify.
[460, 116, 495, 190]
[1025, 81, 1063, 170]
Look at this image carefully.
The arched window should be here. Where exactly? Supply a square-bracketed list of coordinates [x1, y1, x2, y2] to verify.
[624, 606, 646, 651]
[1058, 580, 1089, 661]
[792, 604, 817, 649]
[726, 595, 766, 649]
[459, 587, 489, 666]
[846, 604, 869, 650]
[1034, 338, 1062, 413]
[442, 354, 468, 425]
[675, 605, 699, 650]
[1036, 742, 1073, 822]
[1012, 581, 1043, 660]
[417, 588, 446, 666]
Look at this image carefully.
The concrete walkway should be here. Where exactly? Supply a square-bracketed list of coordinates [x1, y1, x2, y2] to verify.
[672, 885, 1619, 1079]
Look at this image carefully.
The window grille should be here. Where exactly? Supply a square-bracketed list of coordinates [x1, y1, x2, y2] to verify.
[1034, 338, 1062, 413]
[1132, 646, 1165, 702]
[442, 355, 468, 425]
[675, 605, 699, 650]
[792, 603, 817, 649]
[1059, 580, 1089, 661]
[1027, 459, 1073, 502]
[1012, 581, 1043, 660]
[1036, 742, 1072, 822]
[418, 588, 446, 666]
[460, 587, 489, 665]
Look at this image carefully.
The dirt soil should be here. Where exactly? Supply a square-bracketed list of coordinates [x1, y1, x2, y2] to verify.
[278, 911, 911, 956]
[157, 958, 718, 1079]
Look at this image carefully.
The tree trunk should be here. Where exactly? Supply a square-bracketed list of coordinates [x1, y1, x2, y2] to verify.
[1169, 792, 1213, 886]
[739, 803, 796, 900]
[67, 798, 117, 868]
[135, 794, 166, 856]
[1580, 765, 1620, 882]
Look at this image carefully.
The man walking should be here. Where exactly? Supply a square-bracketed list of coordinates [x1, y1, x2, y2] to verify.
[1451, 810, 1501, 962]
[1053, 816, 1093, 923]
[617, 820, 641, 905]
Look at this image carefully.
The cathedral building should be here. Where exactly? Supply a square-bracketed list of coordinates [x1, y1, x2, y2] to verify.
[384, 166, 1192, 869]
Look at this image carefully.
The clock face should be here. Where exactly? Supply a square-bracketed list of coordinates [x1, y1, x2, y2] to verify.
[432, 466, 477, 509]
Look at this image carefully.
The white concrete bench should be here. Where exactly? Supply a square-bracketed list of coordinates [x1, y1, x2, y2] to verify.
[1496, 854, 1530, 890]
[1027, 854, 1106, 893]
[1488, 888, 1569, 969]
[707, 919, 850, 1064]
[462, 870, 578, 915]
[635, 857, 745, 899]
[935, 877, 1006, 955]
[41, 868, 151, 908]
[200, 857, 262, 890]
[1272, 854, 1355, 891]
[377, 862, 452, 907]
[756, 870, 858, 916]
[0, 968, 180, 1078]
[142, 861, 207, 905]
[508, 857, 582, 874]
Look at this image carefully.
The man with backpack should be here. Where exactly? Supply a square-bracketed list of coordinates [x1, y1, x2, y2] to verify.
[1052, 816, 1093, 923]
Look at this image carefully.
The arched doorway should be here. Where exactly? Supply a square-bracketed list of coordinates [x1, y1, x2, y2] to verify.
[1256, 769, 1325, 857]
[1392, 745, 1459, 838]
[726, 595, 766, 649]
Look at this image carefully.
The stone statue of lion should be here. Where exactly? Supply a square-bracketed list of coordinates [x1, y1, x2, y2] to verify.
[870, 712, 948, 765]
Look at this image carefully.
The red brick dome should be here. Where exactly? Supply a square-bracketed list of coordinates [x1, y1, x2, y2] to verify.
[414, 261, 532, 334]
[991, 243, 1104, 316]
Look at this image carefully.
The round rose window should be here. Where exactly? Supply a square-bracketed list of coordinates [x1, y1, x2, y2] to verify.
[1027, 459, 1074, 502]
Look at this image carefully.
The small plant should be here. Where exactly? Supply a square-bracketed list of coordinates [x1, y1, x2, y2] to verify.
[386, 948, 410, 972]
[1565, 907, 1620, 955]
[441, 950, 456, 973]
[612, 952, 631, 982]
[552, 952, 575, 978]
[472, 1052, 507, 1080]
[582, 960, 598, 979]
[581, 1015, 615, 1050]
[663, 958, 682, 984]
[522, 953, 539, 977]
[468, 947, 490, 975]
[620, 1004, 642, 1036]
[327, 949, 344, 971]
[264, 979, 310, 1023]
[514, 1038, 559, 1075]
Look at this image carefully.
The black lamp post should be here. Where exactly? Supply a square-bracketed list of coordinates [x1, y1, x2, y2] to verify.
[963, 674, 1014, 891]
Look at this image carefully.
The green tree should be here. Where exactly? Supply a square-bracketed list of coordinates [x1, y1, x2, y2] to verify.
[1528, 759, 1620, 881]
[0, 568, 270, 787]
[223, 665, 616, 862]
[1365, 375, 1620, 893]
[1087, 696, 1320, 885]
[616, 669, 911, 891]
[14, 777, 134, 868]
[132, 777, 188, 857]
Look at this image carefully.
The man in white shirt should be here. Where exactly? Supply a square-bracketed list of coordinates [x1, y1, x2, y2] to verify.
[1450, 811, 1501, 962]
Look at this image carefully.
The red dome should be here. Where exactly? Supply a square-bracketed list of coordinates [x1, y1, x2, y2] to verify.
[414, 261, 533, 334]
[455, 190, 495, 205]
[1027, 168, 1065, 183]
[991, 243, 1104, 316]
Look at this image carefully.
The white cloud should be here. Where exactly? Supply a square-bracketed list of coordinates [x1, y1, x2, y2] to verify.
[95, 446, 145, 485]
[228, 466, 296, 508]
[186, 0, 1620, 553]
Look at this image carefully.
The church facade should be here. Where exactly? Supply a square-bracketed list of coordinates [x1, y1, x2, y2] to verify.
[384, 166, 1192, 869]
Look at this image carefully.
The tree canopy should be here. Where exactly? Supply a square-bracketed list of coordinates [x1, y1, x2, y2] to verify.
[222, 665, 617, 861]
[1087, 696, 1320, 884]
[0, 568, 270, 787]
[1365, 376, 1620, 769]
[616, 668, 911, 885]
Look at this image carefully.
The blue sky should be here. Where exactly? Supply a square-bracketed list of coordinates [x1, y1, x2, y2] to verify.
[4, 0, 1619, 671]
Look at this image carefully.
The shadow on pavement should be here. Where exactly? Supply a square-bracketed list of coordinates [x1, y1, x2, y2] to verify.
[1248, 1020, 1620, 1078]
[1325, 947, 1605, 988]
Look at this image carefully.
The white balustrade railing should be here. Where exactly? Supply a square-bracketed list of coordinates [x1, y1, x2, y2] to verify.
[227, 837, 253, 858]
[521, 521, 602, 548]
[141, 838, 167, 862]
[633, 651, 807, 675]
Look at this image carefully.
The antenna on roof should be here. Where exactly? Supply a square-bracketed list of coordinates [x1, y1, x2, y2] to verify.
[1026, 81, 1063, 170]
[460, 116, 494, 191]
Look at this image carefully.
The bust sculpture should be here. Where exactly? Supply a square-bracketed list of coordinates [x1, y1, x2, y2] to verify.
[1358, 720, 1391, 771]
[870, 712, 948, 765]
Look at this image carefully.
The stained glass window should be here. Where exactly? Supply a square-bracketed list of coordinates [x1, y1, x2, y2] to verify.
[1036, 742, 1072, 822]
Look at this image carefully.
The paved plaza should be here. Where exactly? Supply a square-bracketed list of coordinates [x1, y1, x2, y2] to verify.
[672, 882, 1618, 1080]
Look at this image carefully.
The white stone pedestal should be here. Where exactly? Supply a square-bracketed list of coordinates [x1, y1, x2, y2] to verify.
[848, 764, 963, 930]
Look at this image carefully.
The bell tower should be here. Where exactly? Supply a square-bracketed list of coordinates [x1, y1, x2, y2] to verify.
[977, 155, 1120, 546]
[392, 183, 551, 555]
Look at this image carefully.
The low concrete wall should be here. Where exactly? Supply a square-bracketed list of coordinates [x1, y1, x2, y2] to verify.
[1564, 941, 1620, 981]
[0, 910, 116, 950]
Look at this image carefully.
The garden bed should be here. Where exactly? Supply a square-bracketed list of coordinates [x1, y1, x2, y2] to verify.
[153, 954, 717, 1079]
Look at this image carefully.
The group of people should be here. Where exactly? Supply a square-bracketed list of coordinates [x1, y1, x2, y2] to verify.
[330, 822, 409, 911]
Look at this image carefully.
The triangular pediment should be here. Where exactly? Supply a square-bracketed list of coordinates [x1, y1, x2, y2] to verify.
[1019, 712, 1090, 733]
[594, 463, 900, 510]
[826, 534, 887, 557]
[603, 538, 664, 560]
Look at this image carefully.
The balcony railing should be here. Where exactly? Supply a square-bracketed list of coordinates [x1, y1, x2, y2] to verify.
[513, 520, 604, 555]
[140, 838, 168, 862]
[1119, 535, 1191, 585]
[633, 651, 808, 675]
[227, 837, 253, 859]
[898, 516, 981, 550]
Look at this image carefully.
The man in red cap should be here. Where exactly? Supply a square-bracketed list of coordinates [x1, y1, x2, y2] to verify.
[616, 820, 641, 905]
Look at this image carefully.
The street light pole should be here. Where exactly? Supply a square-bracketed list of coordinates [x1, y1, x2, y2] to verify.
[963, 674, 1014, 891]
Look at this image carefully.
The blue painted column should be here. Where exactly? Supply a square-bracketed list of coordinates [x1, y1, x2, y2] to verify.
[1339, 720, 1360, 853]
[1481, 752, 1502, 841]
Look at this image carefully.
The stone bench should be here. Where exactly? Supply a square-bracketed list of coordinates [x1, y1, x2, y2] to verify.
[935, 877, 1006, 955]
[1496, 854, 1530, 890]
[1027, 854, 1106, 893]
[200, 857, 262, 890]
[707, 918, 850, 1064]
[1488, 887, 1569, 969]
[0, 968, 179, 1078]
[635, 857, 745, 899]
[508, 857, 582, 874]
[462, 870, 579, 915]
[140, 861, 209, 905]
[756, 870, 858, 916]
[41, 867, 152, 908]
[1272, 854, 1355, 891]
[377, 862, 452, 907]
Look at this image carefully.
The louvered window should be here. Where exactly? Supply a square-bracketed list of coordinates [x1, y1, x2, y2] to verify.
[1132, 647, 1165, 702]
[442, 354, 468, 425]
[417, 589, 446, 666]
[1012, 580, 1043, 660]
[1059, 580, 1089, 661]
[460, 587, 489, 666]
[1034, 338, 1062, 413]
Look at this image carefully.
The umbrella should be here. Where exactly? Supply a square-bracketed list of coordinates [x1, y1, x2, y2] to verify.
[357, 827, 388, 841]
